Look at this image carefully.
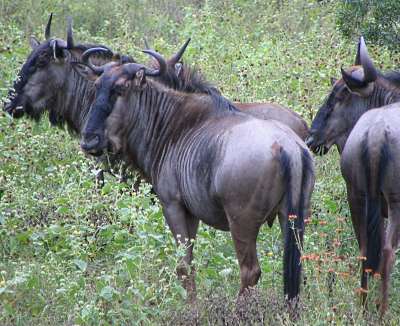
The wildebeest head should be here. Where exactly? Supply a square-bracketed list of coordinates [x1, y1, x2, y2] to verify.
[307, 36, 383, 155]
[75, 48, 166, 156]
[3, 14, 113, 121]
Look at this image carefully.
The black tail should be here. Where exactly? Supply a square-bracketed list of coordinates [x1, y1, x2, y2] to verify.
[361, 135, 389, 273]
[281, 147, 313, 300]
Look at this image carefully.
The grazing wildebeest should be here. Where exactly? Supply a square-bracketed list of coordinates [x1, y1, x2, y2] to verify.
[307, 36, 400, 315]
[4, 14, 116, 123]
[145, 39, 309, 140]
[3, 14, 133, 184]
[75, 49, 315, 303]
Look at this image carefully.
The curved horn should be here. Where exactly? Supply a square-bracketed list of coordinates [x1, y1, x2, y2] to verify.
[81, 47, 113, 75]
[359, 36, 377, 83]
[355, 37, 361, 65]
[142, 49, 167, 76]
[168, 38, 191, 65]
[45, 13, 53, 40]
[341, 67, 366, 90]
[66, 16, 74, 49]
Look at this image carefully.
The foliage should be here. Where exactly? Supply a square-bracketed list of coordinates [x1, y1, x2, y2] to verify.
[336, 0, 400, 52]
[1, 0, 400, 324]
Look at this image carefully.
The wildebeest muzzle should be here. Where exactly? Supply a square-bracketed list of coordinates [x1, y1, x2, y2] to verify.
[305, 133, 329, 156]
[80, 131, 106, 157]
[3, 96, 25, 118]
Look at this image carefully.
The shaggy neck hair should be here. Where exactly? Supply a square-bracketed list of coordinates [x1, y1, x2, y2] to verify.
[107, 79, 241, 182]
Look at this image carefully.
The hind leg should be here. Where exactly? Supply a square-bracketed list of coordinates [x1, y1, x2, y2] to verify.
[229, 218, 261, 295]
[379, 201, 400, 316]
[162, 202, 199, 303]
[346, 185, 369, 303]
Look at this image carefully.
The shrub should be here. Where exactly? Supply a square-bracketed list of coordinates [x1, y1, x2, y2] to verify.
[336, 0, 400, 52]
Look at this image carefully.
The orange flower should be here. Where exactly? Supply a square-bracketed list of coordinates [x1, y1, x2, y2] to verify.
[338, 272, 350, 278]
[333, 240, 341, 247]
[364, 268, 373, 274]
[356, 256, 367, 261]
[333, 255, 345, 262]
[288, 214, 297, 221]
[304, 218, 312, 225]
[301, 255, 310, 261]
[319, 220, 328, 226]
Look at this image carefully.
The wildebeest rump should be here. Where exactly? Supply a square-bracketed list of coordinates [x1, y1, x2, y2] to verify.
[77, 50, 315, 302]
[145, 39, 309, 140]
[307, 36, 400, 315]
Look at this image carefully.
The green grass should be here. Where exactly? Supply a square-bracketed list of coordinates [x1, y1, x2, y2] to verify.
[1, 0, 400, 324]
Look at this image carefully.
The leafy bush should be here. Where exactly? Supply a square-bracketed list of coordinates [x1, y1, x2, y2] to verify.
[336, 0, 400, 51]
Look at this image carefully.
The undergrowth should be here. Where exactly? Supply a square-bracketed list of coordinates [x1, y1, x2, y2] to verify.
[1, 0, 399, 324]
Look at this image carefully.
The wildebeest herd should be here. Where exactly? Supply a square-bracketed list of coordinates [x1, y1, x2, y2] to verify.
[3, 14, 400, 316]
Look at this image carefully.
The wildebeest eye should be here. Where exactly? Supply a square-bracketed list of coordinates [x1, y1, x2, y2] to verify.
[114, 84, 127, 95]
[36, 53, 50, 67]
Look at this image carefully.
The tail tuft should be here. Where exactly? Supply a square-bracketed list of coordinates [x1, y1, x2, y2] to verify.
[281, 148, 312, 300]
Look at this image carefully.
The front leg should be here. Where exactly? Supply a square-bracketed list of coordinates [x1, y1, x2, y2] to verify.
[162, 200, 199, 303]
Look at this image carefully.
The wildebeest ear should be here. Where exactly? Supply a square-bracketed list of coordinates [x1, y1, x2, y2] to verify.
[175, 63, 183, 77]
[133, 69, 146, 87]
[71, 62, 99, 81]
[67, 47, 85, 59]
[330, 77, 337, 86]
[341, 67, 374, 97]
[29, 36, 40, 50]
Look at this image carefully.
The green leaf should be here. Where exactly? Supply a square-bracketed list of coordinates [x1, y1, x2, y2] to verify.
[56, 206, 70, 215]
[100, 285, 115, 301]
[73, 259, 87, 272]
[101, 183, 113, 195]
[219, 268, 232, 278]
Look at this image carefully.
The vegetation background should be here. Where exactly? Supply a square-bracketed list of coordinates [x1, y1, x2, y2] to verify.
[1, 0, 400, 324]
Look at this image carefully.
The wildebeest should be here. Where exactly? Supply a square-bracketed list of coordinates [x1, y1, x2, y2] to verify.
[145, 39, 309, 140]
[3, 14, 133, 184]
[76, 49, 315, 302]
[4, 14, 114, 123]
[307, 37, 400, 315]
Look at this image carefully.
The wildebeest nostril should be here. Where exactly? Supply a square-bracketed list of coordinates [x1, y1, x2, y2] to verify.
[4, 103, 24, 118]
[81, 134, 100, 151]
[305, 136, 314, 147]
[3, 102, 13, 113]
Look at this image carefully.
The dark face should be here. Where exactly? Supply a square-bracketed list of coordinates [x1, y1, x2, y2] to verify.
[4, 39, 69, 119]
[307, 67, 376, 155]
[77, 49, 165, 156]
[79, 63, 141, 156]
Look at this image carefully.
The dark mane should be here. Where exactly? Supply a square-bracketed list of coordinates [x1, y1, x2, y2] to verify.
[178, 63, 221, 95]
[178, 63, 241, 112]
[149, 59, 239, 113]
[383, 70, 400, 88]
